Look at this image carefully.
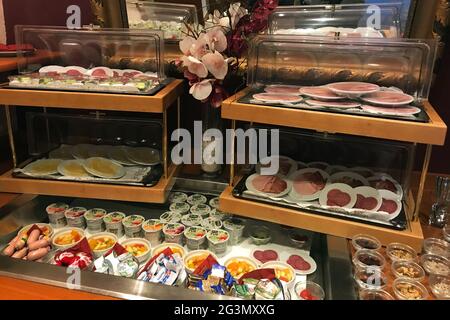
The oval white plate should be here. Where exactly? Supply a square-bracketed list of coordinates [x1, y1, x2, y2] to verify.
[319, 183, 357, 209]
[289, 168, 330, 202]
[353, 186, 382, 212]
[377, 189, 402, 220]
[125, 147, 161, 166]
[361, 91, 414, 106]
[367, 175, 403, 200]
[246, 173, 292, 198]
[83, 157, 125, 179]
[300, 86, 345, 101]
[350, 167, 374, 178]
[256, 155, 297, 178]
[22, 159, 62, 176]
[253, 93, 303, 104]
[285, 253, 317, 276]
[307, 161, 330, 171]
[326, 165, 349, 175]
[327, 82, 380, 97]
[57, 159, 90, 178]
[329, 171, 369, 188]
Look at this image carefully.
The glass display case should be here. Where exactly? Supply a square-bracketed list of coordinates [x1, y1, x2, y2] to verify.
[9, 25, 165, 95]
[268, 4, 402, 38]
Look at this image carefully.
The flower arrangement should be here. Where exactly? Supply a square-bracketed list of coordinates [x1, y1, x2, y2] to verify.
[179, 0, 279, 107]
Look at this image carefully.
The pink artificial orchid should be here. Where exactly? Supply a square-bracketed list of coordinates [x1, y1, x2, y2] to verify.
[205, 27, 227, 53]
[229, 2, 248, 29]
[202, 51, 228, 80]
[182, 56, 208, 78]
[189, 79, 214, 101]
[179, 36, 195, 55]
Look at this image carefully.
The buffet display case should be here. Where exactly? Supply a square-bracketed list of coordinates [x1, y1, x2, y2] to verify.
[268, 4, 401, 38]
[0, 26, 184, 203]
[221, 35, 447, 251]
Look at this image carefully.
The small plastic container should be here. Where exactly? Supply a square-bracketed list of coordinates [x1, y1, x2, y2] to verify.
[201, 217, 223, 230]
[187, 194, 207, 206]
[428, 274, 450, 299]
[423, 238, 449, 258]
[288, 232, 308, 249]
[207, 229, 229, 256]
[160, 211, 182, 224]
[386, 243, 417, 262]
[46, 202, 69, 228]
[142, 219, 164, 245]
[250, 226, 272, 245]
[64, 207, 87, 228]
[295, 281, 325, 300]
[84, 208, 106, 233]
[351, 234, 381, 251]
[52, 227, 85, 251]
[353, 269, 387, 290]
[163, 223, 185, 245]
[359, 289, 394, 300]
[168, 192, 188, 203]
[209, 197, 220, 209]
[392, 278, 429, 300]
[184, 226, 207, 250]
[122, 214, 145, 238]
[87, 232, 118, 258]
[420, 254, 450, 276]
[169, 202, 190, 215]
[103, 211, 126, 237]
[181, 213, 203, 227]
[353, 249, 386, 271]
[209, 208, 227, 220]
[190, 204, 211, 217]
[391, 260, 426, 282]
[223, 217, 246, 245]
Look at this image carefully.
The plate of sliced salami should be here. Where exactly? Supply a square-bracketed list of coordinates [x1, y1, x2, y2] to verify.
[286, 253, 317, 275]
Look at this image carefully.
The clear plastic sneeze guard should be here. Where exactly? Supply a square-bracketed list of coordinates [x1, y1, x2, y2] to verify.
[268, 4, 401, 38]
[9, 25, 165, 95]
[125, 1, 198, 40]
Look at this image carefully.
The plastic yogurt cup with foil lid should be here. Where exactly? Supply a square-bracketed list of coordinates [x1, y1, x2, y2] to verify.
[46, 202, 69, 227]
[190, 204, 211, 217]
[64, 207, 87, 228]
[122, 214, 145, 238]
[223, 217, 246, 245]
[142, 219, 164, 245]
[187, 194, 207, 206]
[181, 213, 203, 227]
[84, 208, 107, 233]
[209, 197, 220, 209]
[163, 223, 185, 245]
[210, 208, 227, 220]
[184, 226, 207, 250]
[103, 211, 126, 237]
[201, 217, 223, 230]
[160, 211, 182, 223]
[207, 229, 229, 256]
[168, 192, 188, 203]
[169, 202, 190, 214]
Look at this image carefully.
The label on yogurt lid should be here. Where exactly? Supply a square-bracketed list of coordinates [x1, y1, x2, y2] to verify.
[84, 208, 107, 220]
[122, 215, 145, 227]
[187, 194, 207, 205]
[168, 192, 188, 203]
[181, 213, 202, 226]
[46, 202, 69, 214]
[201, 217, 223, 229]
[169, 202, 190, 214]
[160, 211, 182, 223]
[190, 204, 211, 216]
[184, 226, 207, 240]
[104, 211, 126, 223]
[143, 219, 164, 231]
[223, 217, 246, 230]
[207, 229, 229, 244]
[209, 197, 220, 209]
[210, 209, 226, 220]
[65, 207, 87, 218]
[163, 223, 185, 235]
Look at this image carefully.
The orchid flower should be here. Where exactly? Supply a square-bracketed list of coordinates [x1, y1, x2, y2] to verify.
[205, 27, 227, 53]
[189, 79, 215, 100]
[202, 51, 228, 80]
[229, 3, 248, 29]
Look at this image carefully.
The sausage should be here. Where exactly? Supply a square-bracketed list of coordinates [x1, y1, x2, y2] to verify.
[14, 236, 27, 250]
[2, 236, 19, 256]
[9, 235, 19, 247]
[27, 247, 49, 261]
[11, 247, 28, 259]
[28, 239, 49, 251]
[27, 229, 40, 245]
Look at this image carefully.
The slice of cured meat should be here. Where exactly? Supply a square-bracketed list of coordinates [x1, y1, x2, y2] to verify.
[287, 255, 311, 271]
[334, 176, 364, 188]
[293, 172, 326, 195]
[361, 105, 420, 116]
[378, 198, 398, 214]
[327, 82, 379, 93]
[300, 87, 344, 100]
[253, 250, 279, 263]
[370, 179, 397, 193]
[362, 91, 414, 106]
[253, 93, 303, 103]
[327, 189, 351, 207]
[252, 175, 288, 194]
[265, 85, 301, 95]
[355, 194, 378, 210]
[306, 99, 360, 108]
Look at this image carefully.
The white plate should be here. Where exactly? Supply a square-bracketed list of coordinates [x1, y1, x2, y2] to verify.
[367, 175, 403, 200]
[253, 93, 303, 104]
[353, 186, 382, 212]
[288, 168, 329, 202]
[57, 159, 91, 178]
[361, 105, 421, 116]
[83, 157, 126, 179]
[326, 165, 348, 175]
[327, 82, 380, 97]
[246, 173, 292, 198]
[285, 253, 317, 276]
[306, 99, 361, 109]
[319, 183, 357, 209]
[361, 91, 414, 106]
[108, 146, 136, 166]
[125, 147, 161, 166]
[49, 145, 74, 160]
[307, 161, 329, 171]
[264, 85, 301, 95]
[71, 144, 95, 160]
[350, 167, 374, 178]
[22, 159, 62, 176]
[299, 86, 345, 101]
[256, 155, 297, 177]
[377, 190, 402, 220]
[329, 171, 369, 188]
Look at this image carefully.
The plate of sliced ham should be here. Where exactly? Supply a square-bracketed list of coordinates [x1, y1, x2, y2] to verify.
[319, 183, 357, 209]
[377, 190, 402, 220]
[289, 168, 330, 202]
[353, 186, 382, 211]
[367, 175, 403, 200]
[300, 86, 345, 101]
[253, 93, 303, 104]
[286, 253, 317, 275]
[327, 82, 380, 97]
[361, 91, 414, 106]
[361, 105, 421, 116]
[329, 171, 369, 188]
[264, 85, 301, 95]
[256, 155, 297, 177]
[306, 99, 361, 109]
[246, 174, 292, 198]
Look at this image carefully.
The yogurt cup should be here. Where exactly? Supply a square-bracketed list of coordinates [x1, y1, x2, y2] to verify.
[160, 211, 182, 223]
[84, 208, 107, 233]
[168, 192, 188, 203]
[201, 217, 223, 230]
[169, 202, 190, 214]
[181, 213, 203, 227]
[223, 217, 246, 245]
[184, 226, 207, 250]
[190, 204, 211, 217]
[207, 229, 229, 256]
[209, 197, 220, 209]
[210, 208, 227, 220]
[64, 207, 87, 228]
[46, 202, 69, 227]
[187, 194, 207, 206]
[142, 219, 164, 246]
[122, 214, 145, 238]
[103, 211, 126, 237]
[163, 223, 185, 245]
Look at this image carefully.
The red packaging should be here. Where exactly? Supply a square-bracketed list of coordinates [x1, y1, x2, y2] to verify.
[138, 247, 174, 277]
[193, 254, 219, 277]
[238, 268, 277, 285]
[53, 238, 93, 270]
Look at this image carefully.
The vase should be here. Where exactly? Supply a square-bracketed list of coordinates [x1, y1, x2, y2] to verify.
[200, 102, 223, 177]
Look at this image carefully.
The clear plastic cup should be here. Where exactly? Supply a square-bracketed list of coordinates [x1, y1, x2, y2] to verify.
[163, 223, 185, 245]
[184, 226, 207, 251]
[207, 229, 229, 256]
[223, 217, 246, 245]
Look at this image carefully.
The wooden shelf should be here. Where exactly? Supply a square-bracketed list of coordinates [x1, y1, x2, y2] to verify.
[222, 88, 447, 146]
[219, 186, 424, 251]
[0, 165, 179, 204]
[0, 79, 184, 113]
